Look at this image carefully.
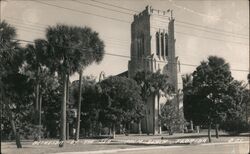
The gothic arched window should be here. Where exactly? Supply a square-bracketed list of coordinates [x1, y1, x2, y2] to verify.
[156, 32, 159, 56]
[141, 34, 144, 55]
[161, 33, 164, 57]
[137, 37, 141, 58]
[165, 33, 168, 57]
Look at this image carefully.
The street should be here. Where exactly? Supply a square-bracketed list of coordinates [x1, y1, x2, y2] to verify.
[55, 142, 249, 154]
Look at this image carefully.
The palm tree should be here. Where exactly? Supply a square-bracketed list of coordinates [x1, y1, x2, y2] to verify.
[134, 70, 173, 135]
[45, 24, 104, 147]
[75, 29, 104, 141]
[23, 39, 50, 141]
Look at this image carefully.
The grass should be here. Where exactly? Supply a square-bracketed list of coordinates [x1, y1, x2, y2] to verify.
[2, 131, 250, 154]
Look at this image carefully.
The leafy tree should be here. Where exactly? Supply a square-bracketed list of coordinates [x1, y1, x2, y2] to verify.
[241, 89, 250, 121]
[220, 81, 249, 134]
[226, 81, 246, 119]
[160, 101, 182, 135]
[98, 76, 143, 138]
[134, 70, 173, 134]
[191, 56, 233, 142]
[45, 24, 104, 146]
[42, 83, 61, 138]
[182, 74, 194, 131]
[2, 72, 34, 138]
[0, 21, 23, 148]
[21, 39, 52, 141]
[71, 76, 99, 137]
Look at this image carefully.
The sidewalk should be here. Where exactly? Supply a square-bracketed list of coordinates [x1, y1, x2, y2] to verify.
[2, 133, 250, 154]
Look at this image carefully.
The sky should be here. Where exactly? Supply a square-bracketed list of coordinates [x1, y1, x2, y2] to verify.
[1, 0, 249, 83]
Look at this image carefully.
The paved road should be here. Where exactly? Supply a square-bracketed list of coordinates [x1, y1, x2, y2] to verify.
[56, 142, 250, 154]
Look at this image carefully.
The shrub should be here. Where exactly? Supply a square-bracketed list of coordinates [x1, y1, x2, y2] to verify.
[220, 120, 250, 135]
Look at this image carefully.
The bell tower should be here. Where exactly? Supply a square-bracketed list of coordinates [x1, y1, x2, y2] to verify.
[128, 6, 183, 134]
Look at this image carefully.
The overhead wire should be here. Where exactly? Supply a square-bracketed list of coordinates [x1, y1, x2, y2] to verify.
[154, 18, 249, 40]
[90, 0, 248, 37]
[7, 0, 244, 46]
[72, 0, 134, 15]
[34, 0, 131, 23]
[11, 38, 249, 73]
[3, 0, 248, 73]
[7, 17, 248, 46]
[3, 0, 248, 45]
[6, 0, 249, 38]
[90, 0, 138, 13]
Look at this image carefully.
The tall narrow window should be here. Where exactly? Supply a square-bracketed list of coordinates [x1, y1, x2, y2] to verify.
[165, 33, 168, 57]
[156, 32, 159, 56]
[161, 33, 164, 57]
[141, 35, 144, 55]
[137, 38, 140, 58]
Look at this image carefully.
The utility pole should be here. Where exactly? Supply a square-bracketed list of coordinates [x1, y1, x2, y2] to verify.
[248, 2, 250, 154]
[0, 1, 2, 153]
[0, 0, 1, 25]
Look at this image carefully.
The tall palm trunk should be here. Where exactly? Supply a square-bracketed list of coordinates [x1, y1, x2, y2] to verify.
[190, 120, 194, 131]
[66, 75, 70, 140]
[145, 106, 149, 135]
[138, 120, 142, 135]
[112, 124, 116, 139]
[2, 89, 22, 148]
[143, 96, 149, 135]
[59, 73, 67, 147]
[208, 121, 212, 143]
[38, 92, 42, 141]
[6, 98, 22, 148]
[35, 67, 40, 141]
[10, 111, 22, 148]
[215, 124, 219, 139]
[75, 70, 83, 141]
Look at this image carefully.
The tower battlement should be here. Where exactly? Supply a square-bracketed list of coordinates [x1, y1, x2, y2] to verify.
[133, 6, 172, 21]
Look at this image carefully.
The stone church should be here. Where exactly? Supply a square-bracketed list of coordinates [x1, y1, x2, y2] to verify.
[127, 6, 183, 134]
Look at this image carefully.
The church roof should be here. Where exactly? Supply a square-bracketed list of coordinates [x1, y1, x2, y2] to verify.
[116, 71, 128, 77]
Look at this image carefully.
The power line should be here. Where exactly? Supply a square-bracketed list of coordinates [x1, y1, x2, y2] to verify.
[6, 21, 45, 32]
[12, 38, 249, 73]
[151, 26, 249, 46]
[5, 16, 49, 28]
[7, 23, 131, 46]
[89, 0, 248, 37]
[72, 0, 134, 15]
[175, 30, 248, 46]
[7, 0, 249, 38]
[6, 13, 248, 42]
[175, 20, 248, 38]
[90, 0, 138, 13]
[9, 0, 246, 42]
[171, 1, 248, 32]
[33, 0, 131, 23]
[154, 18, 249, 39]
[4, 16, 132, 43]
[8, 16, 248, 46]
[22, 1, 248, 46]
[6, 14, 248, 46]
[175, 23, 248, 40]
[15, 27, 44, 35]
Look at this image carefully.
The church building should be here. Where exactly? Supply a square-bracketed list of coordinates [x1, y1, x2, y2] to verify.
[128, 6, 183, 134]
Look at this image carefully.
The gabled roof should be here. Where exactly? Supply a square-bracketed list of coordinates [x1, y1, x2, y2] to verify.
[116, 70, 128, 77]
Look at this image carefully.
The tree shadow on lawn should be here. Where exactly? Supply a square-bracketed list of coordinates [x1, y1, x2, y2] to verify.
[162, 133, 249, 139]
